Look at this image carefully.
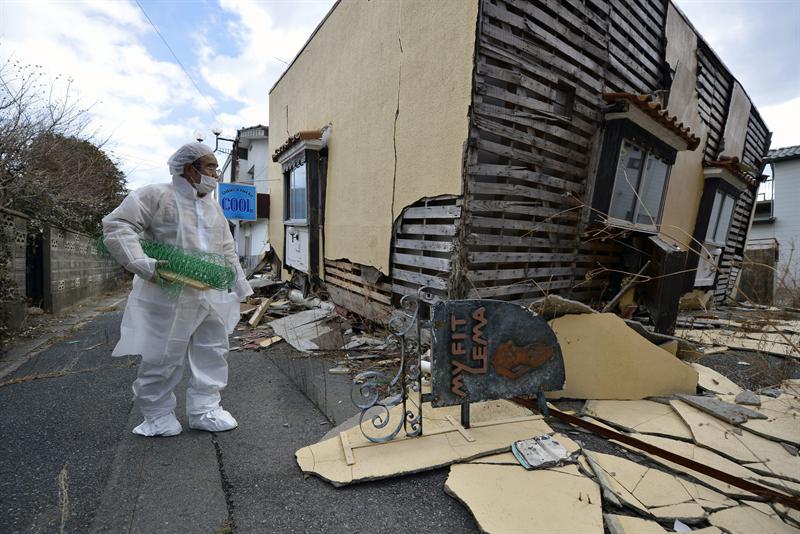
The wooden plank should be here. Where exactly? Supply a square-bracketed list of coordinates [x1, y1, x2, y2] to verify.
[401, 205, 461, 219]
[468, 251, 603, 264]
[473, 103, 592, 150]
[468, 278, 574, 298]
[399, 224, 456, 236]
[466, 232, 580, 249]
[473, 115, 591, 166]
[393, 239, 454, 253]
[324, 266, 392, 292]
[391, 253, 450, 272]
[326, 275, 392, 305]
[327, 284, 392, 324]
[469, 180, 580, 206]
[467, 214, 580, 236]
[468, 164, 583, 193]
[468, 199, 582, 221]
[248, 296, 273, 327]
[467, 266, 589, 282]
[391, 268, 448, 290]
[475, 137, 585, 178]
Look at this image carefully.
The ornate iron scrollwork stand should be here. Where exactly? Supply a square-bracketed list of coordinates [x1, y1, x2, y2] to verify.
[350, 287, 437, 443]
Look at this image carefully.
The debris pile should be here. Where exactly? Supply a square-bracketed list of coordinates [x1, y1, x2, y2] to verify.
[291, 302, 800, 533]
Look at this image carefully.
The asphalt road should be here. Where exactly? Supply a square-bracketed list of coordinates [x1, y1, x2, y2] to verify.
[0, 310, 479, 533]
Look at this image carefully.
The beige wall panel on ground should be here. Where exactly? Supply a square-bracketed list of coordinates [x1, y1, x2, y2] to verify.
[721, 82, 752, 160]
[268, 0, 477, 273]
[547, 313, 698, 400]
[446, 463, 603, 534]
[659, 5, 707, 249]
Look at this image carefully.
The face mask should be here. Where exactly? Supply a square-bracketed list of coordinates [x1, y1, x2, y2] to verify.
[194, 174, 218, 194]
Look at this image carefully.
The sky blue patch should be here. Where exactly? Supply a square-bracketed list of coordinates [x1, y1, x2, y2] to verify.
[219, 183, 256, 220]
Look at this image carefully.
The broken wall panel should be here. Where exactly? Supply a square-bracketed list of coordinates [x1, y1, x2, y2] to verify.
[390, 196, 462, 300]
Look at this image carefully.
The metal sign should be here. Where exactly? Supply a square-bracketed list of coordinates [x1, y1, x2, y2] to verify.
[218, 183, 257, 221]
[430, 300, 565, 407]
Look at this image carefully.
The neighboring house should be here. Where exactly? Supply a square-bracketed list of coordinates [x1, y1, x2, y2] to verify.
[218, 125, 271, 275]
[748, 145, 800, 305]
[267, 0, 770, 333]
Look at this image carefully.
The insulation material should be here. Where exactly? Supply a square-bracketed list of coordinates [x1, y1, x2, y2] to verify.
[295, 400, 550, 486]
[547, 314, 698, 400]
[583, 399, 693, 440]
[445, 463, 603, 534]
[709, 505, 798, 534]
[670, 400, 800, 483]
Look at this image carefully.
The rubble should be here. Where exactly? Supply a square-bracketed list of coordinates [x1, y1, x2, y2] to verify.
[279, 289, 800, 532]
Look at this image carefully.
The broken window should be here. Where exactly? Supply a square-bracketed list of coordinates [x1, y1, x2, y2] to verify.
[608, 139, 671, 230]
[286, 163, 307, 222]
[704, 190, 735, 246]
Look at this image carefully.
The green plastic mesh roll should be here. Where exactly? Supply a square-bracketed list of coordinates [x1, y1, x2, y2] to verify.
[97, 238, 236, 292]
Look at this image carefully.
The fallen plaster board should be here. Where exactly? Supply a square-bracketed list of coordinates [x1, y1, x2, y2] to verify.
[584, 452, 650, 515]
[268, 308, 334, 352]
[445, 462, 603, 534]
[584, 451, 695, 511]
[295, 400, 551, 486]
[742, 500, 782, 520]
[548, 313, 698, 400]
[648, 502, 706, 523]
[670, 400, 800, 483]
[660, 340, 679, 356]
[677, 329, 800, 360]
[775, 503, 800, 528]
[758, 476, 800, 498]
[584, 400, 693, 441]
[691, 363, 744, 395]
[718, 394, 800, 447]
[709, 505, 799, 534]
[604, 514, 667, 534]
[610, 433, 758, 499]
[675, 394, 767, 424]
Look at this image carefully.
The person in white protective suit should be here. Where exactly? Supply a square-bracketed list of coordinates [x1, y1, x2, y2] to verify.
[102, 142, 253, 437]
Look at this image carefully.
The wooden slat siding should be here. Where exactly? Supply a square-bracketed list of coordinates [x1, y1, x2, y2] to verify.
[390, 196, 461, 303]
[713, 189, 756, 304]
[467, 215, 580, 237]
[468, 164, 584, 192]
[323, 259, 395, 321]
[474, 103, 590, 151]
[696, 44, 734, 161]
[468, 266, 590, 282]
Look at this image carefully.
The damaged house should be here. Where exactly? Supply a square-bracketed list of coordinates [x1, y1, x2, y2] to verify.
[267, 0, 771, 333]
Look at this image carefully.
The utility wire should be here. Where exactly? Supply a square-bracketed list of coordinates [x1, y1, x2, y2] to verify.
[134, 0, 220, 118]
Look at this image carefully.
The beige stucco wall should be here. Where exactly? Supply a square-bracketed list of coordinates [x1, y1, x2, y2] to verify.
[659, 3, 709, 249]
[720, 81, 752, 160]
[268, 0, 478, 273]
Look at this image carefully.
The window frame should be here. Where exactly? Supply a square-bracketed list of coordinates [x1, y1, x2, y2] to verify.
[282, 155, 309, 226]
[704, 189, 736, 247]
[591, 119, 678, 233]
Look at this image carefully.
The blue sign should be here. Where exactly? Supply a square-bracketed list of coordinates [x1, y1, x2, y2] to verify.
[218, 183, 257, 220]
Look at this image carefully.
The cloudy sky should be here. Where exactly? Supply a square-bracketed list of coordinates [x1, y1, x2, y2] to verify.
[1, 0, 797, 190]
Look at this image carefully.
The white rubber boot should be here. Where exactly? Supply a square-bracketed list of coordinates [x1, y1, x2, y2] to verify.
[188, 407, 238, 432]
[132, 412, 183, 437]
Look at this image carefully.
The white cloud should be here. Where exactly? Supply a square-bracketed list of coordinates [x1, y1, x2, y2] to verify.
[760, 97, 800, 149]
[0, 0, 208, 189]
[197, 0, 335, 136]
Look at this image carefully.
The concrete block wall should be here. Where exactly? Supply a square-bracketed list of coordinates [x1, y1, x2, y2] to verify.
[0, 209, 29, 332]
[43, 226, 122, 314]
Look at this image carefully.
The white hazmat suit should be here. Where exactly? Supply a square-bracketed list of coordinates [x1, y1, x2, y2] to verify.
[102, 142, 252, 436]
